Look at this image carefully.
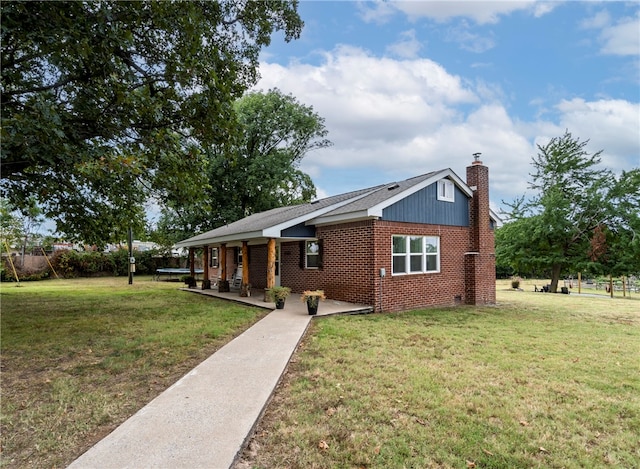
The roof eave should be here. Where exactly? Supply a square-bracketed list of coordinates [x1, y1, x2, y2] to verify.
[309, 210, 376, 226]
[175, 230, 265, 248]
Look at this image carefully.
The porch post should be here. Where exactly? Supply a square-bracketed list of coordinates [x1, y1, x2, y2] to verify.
[202, 245, 211, 290]
[265, 238, 276, 301]
[218, 244, 230, 292]
[240, 241, 250, 297]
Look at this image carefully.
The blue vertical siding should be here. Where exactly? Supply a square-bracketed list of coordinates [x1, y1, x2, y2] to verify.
[382, 183, 469, 226]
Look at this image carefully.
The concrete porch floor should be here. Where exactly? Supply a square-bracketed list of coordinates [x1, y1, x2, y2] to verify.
[181, 286, 375, 317]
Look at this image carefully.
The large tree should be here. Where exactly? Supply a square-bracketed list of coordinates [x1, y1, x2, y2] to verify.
[1, 1, 303, 246]
[498, 131, 639, 292]
[154, 88, 331, 245]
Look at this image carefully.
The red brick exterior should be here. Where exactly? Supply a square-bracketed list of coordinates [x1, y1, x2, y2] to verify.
[206, 162, 496, 311]
[271, 220, 476, 312]
[465, 162, 496, 305]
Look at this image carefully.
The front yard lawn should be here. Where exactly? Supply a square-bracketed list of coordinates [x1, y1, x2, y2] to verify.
[1, 277, 267, 468]
[237, 285, 640, 468]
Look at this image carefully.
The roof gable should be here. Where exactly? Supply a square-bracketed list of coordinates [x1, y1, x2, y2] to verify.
[308, 169, 472, 226]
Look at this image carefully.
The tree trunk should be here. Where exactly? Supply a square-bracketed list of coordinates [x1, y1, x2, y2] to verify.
[550, 263, 562, 293]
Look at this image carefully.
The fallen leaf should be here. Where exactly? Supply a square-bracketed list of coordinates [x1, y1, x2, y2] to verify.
[482, 448, 494, 456]
[318, 440, 329, 450]
[374, 445, 381, 455]
[519, 420, 529, 426]
[415, 418, 428, 426]
[539, 446, 549, 453]
[466, 460, 476, 468]
[325, 407, 336, 417]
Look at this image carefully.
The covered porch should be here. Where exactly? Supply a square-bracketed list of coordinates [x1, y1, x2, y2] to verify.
[181, 287, 374, 317]
[183, 237, 295, 299]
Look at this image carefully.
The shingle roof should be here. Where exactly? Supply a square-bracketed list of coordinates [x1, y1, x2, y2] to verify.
[175, 169, 459, 248]
[320, 172, 439, 217]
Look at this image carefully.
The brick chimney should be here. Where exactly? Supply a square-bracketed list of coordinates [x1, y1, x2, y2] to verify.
[464, 155, 496, 305]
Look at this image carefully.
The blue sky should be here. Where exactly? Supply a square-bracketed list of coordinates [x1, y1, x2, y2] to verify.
[255, 0, 640, 214]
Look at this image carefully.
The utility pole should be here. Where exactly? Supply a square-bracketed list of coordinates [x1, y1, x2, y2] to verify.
[128, 226, 133, 285]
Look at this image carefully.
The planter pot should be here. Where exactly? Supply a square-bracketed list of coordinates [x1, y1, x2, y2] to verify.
[306, 299, 319, 315]
[275, 299, 285, 309]
[184, 277, 197, 288]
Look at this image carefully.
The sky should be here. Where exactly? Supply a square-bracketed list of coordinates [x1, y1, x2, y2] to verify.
[254, 0, 640, 216]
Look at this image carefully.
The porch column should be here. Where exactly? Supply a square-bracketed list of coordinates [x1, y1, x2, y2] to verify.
[265, 238, 276, 302]
[202, 245, 211, 290]
[218, 244, 230, 292]
[240, 241, 250, 297]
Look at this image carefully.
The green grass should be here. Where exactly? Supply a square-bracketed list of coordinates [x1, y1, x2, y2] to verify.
[238, 284, 640, 468]
[0, 277, 267, 469]
[3, 277, 639, 468]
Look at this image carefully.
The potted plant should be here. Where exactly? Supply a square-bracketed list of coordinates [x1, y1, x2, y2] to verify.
[301, 290, 326, 315]
[266, 286, 291, 309]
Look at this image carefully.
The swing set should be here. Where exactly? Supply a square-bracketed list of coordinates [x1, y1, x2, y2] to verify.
[2, 240, 60, 285]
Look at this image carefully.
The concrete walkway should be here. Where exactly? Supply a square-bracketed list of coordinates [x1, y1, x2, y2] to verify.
[68, 290, 371, 469]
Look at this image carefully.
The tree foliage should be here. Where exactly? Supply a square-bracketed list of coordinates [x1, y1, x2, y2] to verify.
[154, 88, 330, 245]
[498, 131, 640, 291]
[1, 1, 303, 246]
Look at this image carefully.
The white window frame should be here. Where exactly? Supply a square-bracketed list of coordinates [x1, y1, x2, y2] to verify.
[392, 235, 440, 275]
[437, 179, 455, 202]
[305, 240, 320, 269]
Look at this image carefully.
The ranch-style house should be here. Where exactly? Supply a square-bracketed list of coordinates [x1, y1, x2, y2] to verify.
[175, 158, 498, 312]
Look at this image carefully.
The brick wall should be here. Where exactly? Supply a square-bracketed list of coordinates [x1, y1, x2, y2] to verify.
[373, 220, 470, 312]
[466, 161, 496, 305]
[279, 219, 479, 312]
[280, 221, 376, 305]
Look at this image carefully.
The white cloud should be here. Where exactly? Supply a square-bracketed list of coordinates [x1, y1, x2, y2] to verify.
[580, 10, 611, 30]
[554, 98, 640, 169]
[599, 13, 640, 56]
[255, 46, 639, 209]
[386, 29, 423, 58]
[373, 0, 557, 25]
[357, 0, 397, 24]
[445, 20, 496, 53]
[581, 9, 640, 57]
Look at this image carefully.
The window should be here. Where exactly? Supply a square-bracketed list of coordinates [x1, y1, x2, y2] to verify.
[236, 247, 243, 266]
[437, 179, 454, 202]
[210, 248, 219, 268]
[306, 240, 320, 268]
[392, 235, 439, 275]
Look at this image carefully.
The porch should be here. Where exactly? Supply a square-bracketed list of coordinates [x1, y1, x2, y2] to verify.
[181, 287, 374, 317]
